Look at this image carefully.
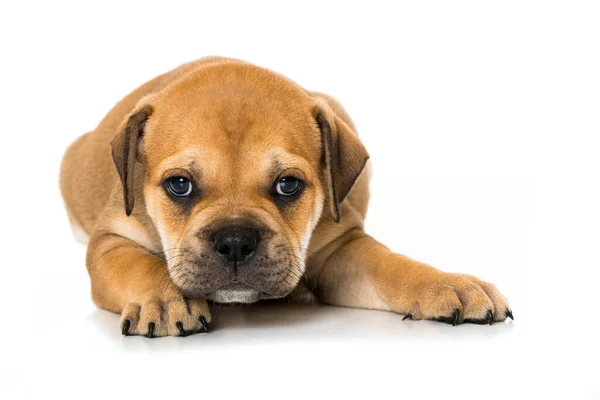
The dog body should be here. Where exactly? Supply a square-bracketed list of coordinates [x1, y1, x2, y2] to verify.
[61, 57, 511, 336]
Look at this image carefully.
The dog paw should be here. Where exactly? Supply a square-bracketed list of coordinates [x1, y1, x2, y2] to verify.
[402, 273, 513, 325]
[120, 296, 211, 337]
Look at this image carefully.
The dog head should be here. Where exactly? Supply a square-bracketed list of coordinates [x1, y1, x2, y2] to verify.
[110, 62, 368, 303]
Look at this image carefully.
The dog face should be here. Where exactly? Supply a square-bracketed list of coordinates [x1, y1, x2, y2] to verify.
[110, 63, 368, 303]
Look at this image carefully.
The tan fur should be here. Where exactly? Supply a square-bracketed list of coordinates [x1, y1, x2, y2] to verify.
[60, 57, 511, 337]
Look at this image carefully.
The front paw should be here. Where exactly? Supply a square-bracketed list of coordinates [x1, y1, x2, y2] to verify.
[403, 273, 513, 325]
[120, 296, 212, 338]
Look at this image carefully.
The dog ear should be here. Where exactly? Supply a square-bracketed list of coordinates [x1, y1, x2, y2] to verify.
[110, 105, 153, 216]
[314, 105, 369, 223]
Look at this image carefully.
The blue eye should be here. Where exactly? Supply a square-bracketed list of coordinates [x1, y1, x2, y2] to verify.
[276, 176, 301, 196]
[166, 177, 192, 197]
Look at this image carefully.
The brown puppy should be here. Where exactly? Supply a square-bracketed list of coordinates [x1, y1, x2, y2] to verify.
[60, 57, 512, 337]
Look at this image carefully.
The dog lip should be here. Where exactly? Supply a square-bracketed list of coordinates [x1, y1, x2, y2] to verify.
[216, 281, 251, 291]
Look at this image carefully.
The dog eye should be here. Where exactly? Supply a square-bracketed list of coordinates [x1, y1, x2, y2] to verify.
[166, 177, 193, 197]
[276, 176, 301, 196]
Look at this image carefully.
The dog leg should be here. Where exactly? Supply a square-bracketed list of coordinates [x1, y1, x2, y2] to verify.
[312, 231, 512, 324]
[86, 231, 211, 337]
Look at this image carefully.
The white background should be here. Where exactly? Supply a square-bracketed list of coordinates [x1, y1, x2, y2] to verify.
[1, 1, 598, 399]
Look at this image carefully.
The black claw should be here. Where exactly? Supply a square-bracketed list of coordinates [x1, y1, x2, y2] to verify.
[176, 321, 189, 337]
[146, 322, 156, 338]
[452, 309, 460, 326]
[402, 313, 413, 321]
[435, 308, 461, 325]
[199, 316, 209, 332]
[506, 310, 514, 320]
[486, 310, 494, 325]
[122, 319, 131, 336]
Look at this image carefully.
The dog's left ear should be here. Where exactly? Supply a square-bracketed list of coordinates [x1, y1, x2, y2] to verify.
[110, 105, 153, 216]
[313, 104, 369, 223]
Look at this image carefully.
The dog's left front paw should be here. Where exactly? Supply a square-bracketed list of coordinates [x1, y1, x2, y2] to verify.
[402, 273, 513, 325]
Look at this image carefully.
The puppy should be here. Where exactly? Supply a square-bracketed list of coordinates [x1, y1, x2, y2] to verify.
[60, 57, 512, 337]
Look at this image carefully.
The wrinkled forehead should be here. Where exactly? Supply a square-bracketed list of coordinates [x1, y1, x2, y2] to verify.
[144, 105, 320, 182]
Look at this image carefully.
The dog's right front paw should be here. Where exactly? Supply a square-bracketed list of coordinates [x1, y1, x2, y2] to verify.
[120, 296, 211, 338]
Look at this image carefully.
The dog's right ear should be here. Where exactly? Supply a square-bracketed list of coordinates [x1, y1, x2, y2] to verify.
[110, 105, 153, 216]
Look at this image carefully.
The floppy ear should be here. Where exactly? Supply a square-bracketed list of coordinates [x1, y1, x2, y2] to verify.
[313, 105, 369, 223]
[110, 105, 153, 216]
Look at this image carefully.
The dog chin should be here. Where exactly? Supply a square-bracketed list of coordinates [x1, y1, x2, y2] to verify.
[207, 286, 262, 304]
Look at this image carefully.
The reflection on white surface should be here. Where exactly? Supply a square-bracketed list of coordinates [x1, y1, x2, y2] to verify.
[87, 302, 515, 350]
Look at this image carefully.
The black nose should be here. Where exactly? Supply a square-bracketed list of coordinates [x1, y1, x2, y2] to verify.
[213, 227, 258, 267]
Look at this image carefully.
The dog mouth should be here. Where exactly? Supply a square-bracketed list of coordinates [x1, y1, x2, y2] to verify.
[170, 242, 305, 303]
